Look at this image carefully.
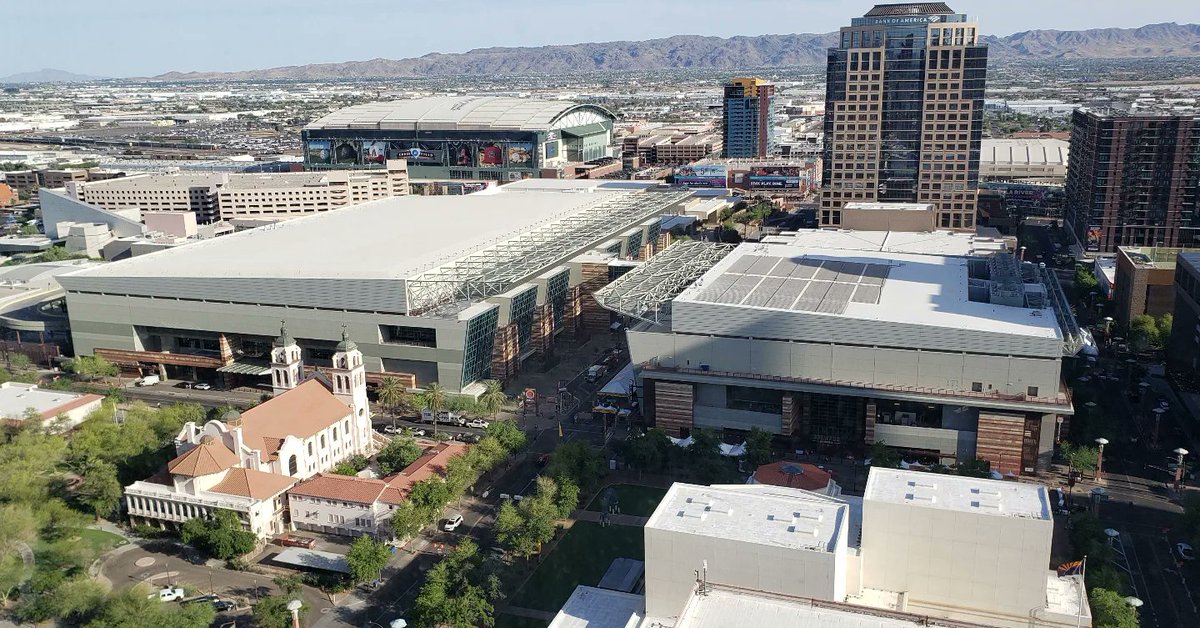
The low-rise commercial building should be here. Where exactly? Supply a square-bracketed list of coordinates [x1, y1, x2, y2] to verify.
[64, 162, 410, 223]
[555, 471, 1089, 628]
[0, 382, 103, 431]
[1113, 246, 1200, 327]
[600, 228, 1080, 475]
[980, 138, 1069, 184]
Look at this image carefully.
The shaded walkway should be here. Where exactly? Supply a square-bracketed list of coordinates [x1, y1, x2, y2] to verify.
[570, 509, 649, 527]
[496, 604, 557, 621]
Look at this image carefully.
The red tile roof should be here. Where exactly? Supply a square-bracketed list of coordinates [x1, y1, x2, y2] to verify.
[209, 468, 298, 500]
[752, 461, 833, 492]
[167, 439, 240, 477]
[231, 380, 351, 454]
[288, 473, 387, 504]
[287, 442, 469, 506]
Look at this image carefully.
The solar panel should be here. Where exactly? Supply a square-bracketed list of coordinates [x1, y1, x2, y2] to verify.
[767, 259, 799, 277]
[851, 284, 882, 304]
[836, 262, 867, 283]
[813, 261, 841, 281]
[726, 255, 759, 274]
[860, 264, 891, 285]
[789, 259, 821, 279]
[744, 277, 786, 307]
[765, 279, 806, 309]
[793, 280, 832, 311]
[693, 275, 740, 302]
[716, 275, 764, 304]
[746, 256, 784, 276]
[816, 282, 856, 313]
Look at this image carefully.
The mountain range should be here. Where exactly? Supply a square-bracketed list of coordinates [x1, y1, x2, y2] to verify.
[0, 68, 103, 84]
[149, 22, 1200, 82]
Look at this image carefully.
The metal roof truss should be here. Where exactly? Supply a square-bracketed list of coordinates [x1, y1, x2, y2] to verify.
[595, 240, 736, 325]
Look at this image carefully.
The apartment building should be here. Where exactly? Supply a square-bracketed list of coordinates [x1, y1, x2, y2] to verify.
[821, 2, 988, 231]
[722, 78, 777, 158]
[1167, 252, 1200, 386]
[66, 160, 410, 223]
[1064, 108, 1200, 252]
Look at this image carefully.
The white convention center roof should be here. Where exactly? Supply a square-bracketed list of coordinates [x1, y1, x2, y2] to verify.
[305, 96, 615, 132]
[864, 468, 1051, 521]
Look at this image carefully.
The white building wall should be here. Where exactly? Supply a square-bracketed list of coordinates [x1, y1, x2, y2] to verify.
[288, 493, 385, 536]
[643, 524, 845, 620]
[628, 330, 1062, 399]
[859, 498, 1052, 618]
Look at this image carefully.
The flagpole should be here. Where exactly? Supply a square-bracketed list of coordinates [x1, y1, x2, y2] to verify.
[1076, 555, 1087, 628]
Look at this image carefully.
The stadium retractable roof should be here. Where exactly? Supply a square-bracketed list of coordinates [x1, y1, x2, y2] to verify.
[405, 190, 692, 316]
[594, 241, 736, 325]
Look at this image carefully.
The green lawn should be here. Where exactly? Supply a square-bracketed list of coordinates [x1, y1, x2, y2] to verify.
[509, 521, 645, 612]
[585, 484, 667, 517]
[35, 528, 127, 556]
[494, 614, 548, 628]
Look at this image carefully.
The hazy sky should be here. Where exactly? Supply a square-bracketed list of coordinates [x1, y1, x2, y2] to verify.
[4, 0, 1195, 77]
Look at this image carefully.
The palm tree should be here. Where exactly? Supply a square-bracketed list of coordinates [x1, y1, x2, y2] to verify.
[480, 379, 507, 419]
[377, 377, 405, 429]
[425, 382, 448, 436]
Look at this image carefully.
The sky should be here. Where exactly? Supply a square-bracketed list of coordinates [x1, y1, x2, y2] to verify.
[2, 0, 1195, 77]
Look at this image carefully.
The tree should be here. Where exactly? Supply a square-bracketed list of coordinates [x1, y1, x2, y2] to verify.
[251, 595, 298, 628]
[623, 429, 671, 473]
[1089, 587, 1139, 628]
[180, 509, 256, 560]
[554, 476, 580, 519]
[346, 534, 390, 584]
[65, 355, 119, 381]
[412, 539, 496, 628]
[868, 440, 901, 468]
[955, 458, 992, 478]
[546, 441, 606, 492]
[496, 477, 563, 559]
[77, 460, 123, 519]
[1074, 266, 1099, 301]
[273, 574, 303, 598]
[377, 377, 408, 427]
[1062, 443, 1099, 474]
[479, 380, 507, 418]
[1157, 313, 1173, 347]
[377, 435, 423, 475]
[744, 427, 773, 467]
[1129, 314, 1160, 352]
[86, 587, 215, 628]
[425, 382, 448, 435]
[485, 419, 526, 453]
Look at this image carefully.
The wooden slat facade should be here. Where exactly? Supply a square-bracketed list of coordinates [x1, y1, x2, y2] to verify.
[653, 380, 694, 437]
[95, 348, 224, 369]
[977, 411, 1026, 475]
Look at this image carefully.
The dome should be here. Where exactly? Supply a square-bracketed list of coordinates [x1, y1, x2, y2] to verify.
[221, 408, 242, 423]
[199, 434, 215, 445]
[336, 325, 357, 352]
[273, 321, 294, 348]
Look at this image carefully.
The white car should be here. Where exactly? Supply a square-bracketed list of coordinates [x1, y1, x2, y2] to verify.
[443, 514, 464, 532]
[1177, 542, 1196, 561]
[466, 418, 489, 429]
[383, 425, 398, 434]
[152, 587, 186, 602]
[192, 382, 212, 391]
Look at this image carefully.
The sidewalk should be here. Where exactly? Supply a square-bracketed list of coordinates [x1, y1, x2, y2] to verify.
[570, 509, 649, 526]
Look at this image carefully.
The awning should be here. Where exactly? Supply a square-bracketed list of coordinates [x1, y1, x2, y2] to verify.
[216, 360, 271, 376]
[598, 363, 635, 398]
[272, 548, 350, 574]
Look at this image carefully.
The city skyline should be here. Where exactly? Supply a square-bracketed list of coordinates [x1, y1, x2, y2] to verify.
[1, 0, 1195, 77]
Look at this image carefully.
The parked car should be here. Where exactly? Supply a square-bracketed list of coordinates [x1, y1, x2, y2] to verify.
[443, 514, 464, 532]
[181, 594, 218, 606]
[192, 382, 212, 391]
[466, 418, 489, 429]
[1177, 542, 1196, 561]
[411, 428, 427, 437]
[153, 587, 186, 602]
[383, 425, 398, 434]
[275, 535, 317, 549]
[212, 599, 236, 612]
[585, 365, 608, 382]
[457, 433, 481, 443]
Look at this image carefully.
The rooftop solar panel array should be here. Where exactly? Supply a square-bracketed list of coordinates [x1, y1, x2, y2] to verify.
[694, 255, 892, 314]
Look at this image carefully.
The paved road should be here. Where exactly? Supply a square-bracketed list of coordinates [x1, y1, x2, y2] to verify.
[101, 538, 333, 626]
[122, 383, 262, 409]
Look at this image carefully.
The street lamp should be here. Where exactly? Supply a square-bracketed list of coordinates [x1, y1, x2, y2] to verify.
[287, 599, 303, 628]
[1173, 447, 1189, 493]
[1095, 438, 1109, 480]
[1152, 407, 1167, 448]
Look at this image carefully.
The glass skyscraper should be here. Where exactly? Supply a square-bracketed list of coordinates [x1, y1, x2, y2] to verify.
[821, 3, 987, 231]
[722, 77, 778, 158]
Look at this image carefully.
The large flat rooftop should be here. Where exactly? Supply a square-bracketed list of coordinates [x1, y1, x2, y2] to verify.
[864, 468, 1051, 521]
[548, 586, 643, 628]
[645, 483, 848, 554]
[761, 228, 1011, 257]
[673, 587, 929, 628]
[674, 242, 1061, 341]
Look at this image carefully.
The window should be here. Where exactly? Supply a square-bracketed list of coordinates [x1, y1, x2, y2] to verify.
[307, 442, 313, 456]
[1027, 386, 1039, 397]
[380, 325, 436, 347]
[971, 382, 983, 393]
[288, 455, 298, 476]
[320, 434, 326, 448]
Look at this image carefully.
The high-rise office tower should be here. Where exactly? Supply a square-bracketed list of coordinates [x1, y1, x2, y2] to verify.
[722, 78, 777, 158]
[1064, 108, 1200, 253]
[820, 3, 987, 230]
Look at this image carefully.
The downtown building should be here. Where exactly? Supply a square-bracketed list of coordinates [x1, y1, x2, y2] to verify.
[820, 2, 987, 232]
[599, 225, 1084, 476]
[721, 78, 778, 158]
[1063, 108, 1200, 253]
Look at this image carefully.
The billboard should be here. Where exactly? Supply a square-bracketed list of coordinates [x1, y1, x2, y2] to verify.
[506, 143, 534, 167]
[674, 164, 728, 188]
[361, 140, 388, 165]
[389, 141, 443, 164]
[1086, 227, 1103, 251]
[447, 142, 475, 167]
[305, 140, 331, 165]
[748, 165, 802, 189]
[332, 141, 359, 165]
[478, 142, 504, 167]
[543, 140, 560, 160]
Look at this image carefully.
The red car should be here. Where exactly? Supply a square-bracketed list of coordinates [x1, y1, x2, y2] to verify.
[276, 535, 317, 549]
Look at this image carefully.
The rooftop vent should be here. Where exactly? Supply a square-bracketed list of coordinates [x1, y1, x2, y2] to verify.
[904, 493, 937, 504]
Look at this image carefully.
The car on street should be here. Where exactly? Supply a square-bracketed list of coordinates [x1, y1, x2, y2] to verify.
[383, 425, 398, 434]
[443, 513, 464, 531]
[275, 535, 318, 549]
[192, 382, 212, 391]
[212, 599, 236, 612]
[153, 587, 186, 602]
[1177, 542, 1195, 561]
[466, 418, 489, 429]
[411, 428, 427, 437]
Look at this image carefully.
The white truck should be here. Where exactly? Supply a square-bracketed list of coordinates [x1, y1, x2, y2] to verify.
[420, 409, 464, 425]
[137, 374, 161, 387]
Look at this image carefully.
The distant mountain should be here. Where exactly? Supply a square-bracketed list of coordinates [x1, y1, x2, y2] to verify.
[0, 68, 103, 84]
[148, 22, 1200, 81]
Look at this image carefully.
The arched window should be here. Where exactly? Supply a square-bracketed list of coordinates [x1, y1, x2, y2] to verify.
[307, 442, 313, 456]
[332, 426, 338, 441]
[320, 434, 326, 448]
[288, 455, 298, 476]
